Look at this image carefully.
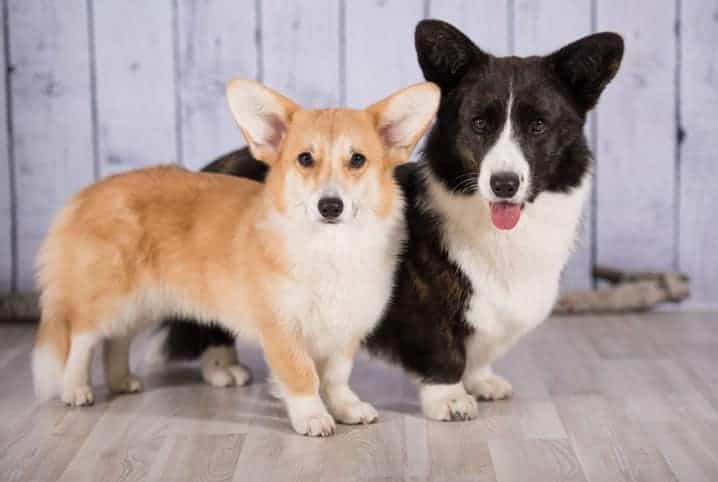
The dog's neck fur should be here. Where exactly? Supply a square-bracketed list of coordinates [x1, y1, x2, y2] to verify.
[419, 161, 590, 322]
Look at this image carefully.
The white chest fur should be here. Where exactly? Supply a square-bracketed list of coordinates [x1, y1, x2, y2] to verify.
[266, 210, 405, 360]
[426, 173, 591, 338]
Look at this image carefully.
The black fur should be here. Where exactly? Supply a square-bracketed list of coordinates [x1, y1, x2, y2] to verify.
[162, 21, 623, 387]
[416, 20, 622, 201]
[364, 164, 474, 383]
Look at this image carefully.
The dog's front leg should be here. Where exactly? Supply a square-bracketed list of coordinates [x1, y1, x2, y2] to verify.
[462, 327, 519, 401]
[260, 319, 335, 437]
[319, 341, 378, 425]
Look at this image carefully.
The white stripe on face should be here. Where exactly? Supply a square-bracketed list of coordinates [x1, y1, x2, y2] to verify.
[477, 93, 531, 203]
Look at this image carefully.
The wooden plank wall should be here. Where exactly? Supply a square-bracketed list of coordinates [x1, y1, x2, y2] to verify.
[6, 0, 95, 291]
[0, 1, 11, 293]
[176, 0, 258, 171]
[1, 0, 715, 305]
[679, 0, 718, 305]
[596, 0, 677, 274]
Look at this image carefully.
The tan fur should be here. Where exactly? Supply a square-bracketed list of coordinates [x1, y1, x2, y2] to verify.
[33, 79, 439, 433]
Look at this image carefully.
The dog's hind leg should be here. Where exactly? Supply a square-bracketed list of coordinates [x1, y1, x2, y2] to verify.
[62, 331, 101, 406]
[200, 345, 252, 388]
[103, 334, 143, 394]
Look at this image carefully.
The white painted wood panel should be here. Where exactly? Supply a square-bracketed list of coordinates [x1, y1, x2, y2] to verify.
[93, 0, 176, 177]
[514, 0, 592, 57]
[514, 0, 594, 291]
[176, 0, 258, 171]
[7, 0, 94, 291]
[1, 2, 716, 304]
[679, 0, 718, 305]
[345, 0, 424, 108]
[429, 0, 510, 56]
[261, 0, 340, 108]
[595, 0, 676, 272]
[0, 1, 12, 291]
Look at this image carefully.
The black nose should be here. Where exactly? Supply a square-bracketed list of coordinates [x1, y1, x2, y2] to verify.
[318, 197, 344, 220]
[490, 172, 520, 199]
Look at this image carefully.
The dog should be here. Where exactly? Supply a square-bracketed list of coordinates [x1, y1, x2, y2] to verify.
[31, 79, 440, 436]
[158, 19, 624, 421]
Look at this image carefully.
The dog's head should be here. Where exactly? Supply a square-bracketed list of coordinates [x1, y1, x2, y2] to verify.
[226, 79, 439, 226]
[416, 20, 623, 230]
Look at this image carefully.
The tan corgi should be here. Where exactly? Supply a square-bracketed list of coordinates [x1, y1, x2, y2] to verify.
[31, 79, 440, 436]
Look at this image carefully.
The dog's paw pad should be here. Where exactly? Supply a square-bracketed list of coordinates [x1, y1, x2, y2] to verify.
[466, 374, 513, 401]
[332, 401, 379, 425]
[423, 393, 478, 421]
[62, 385, 95, 406]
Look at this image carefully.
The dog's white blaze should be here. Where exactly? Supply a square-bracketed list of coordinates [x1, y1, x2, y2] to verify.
[477, 93, 531, 203]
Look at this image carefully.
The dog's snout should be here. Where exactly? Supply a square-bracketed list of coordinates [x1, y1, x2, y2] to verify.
[318, 197, 344, 220]
[490, 172, 520, 199]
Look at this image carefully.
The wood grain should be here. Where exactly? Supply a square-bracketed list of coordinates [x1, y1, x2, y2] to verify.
[176, 0, 258, 171]
[678, 0, 718, 305]
[3, 312, 718, 481]
[428, 0, 510, 56]
[345, 0, 424, 108]
[2, 2, 718, 316]
[0, 0, 11, 292]
[595, 0, 677, 272]
[261, 0, 341, 109]
[6, 0, 95, 291]
[93, 0, 177, 177]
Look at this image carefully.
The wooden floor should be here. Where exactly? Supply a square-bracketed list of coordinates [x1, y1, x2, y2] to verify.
[1, 312, 717, 482]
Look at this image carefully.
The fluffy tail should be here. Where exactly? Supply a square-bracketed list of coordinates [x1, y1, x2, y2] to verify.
[32, 313, 70, 401]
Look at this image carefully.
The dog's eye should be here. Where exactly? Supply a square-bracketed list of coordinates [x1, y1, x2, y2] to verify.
[472, 117, 490, 134]
[297, 152, 314, 168]
[529, 119, 546, 135]
[349, 153, 366, 169]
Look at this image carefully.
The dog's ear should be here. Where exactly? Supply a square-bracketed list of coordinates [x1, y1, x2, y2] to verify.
[367, 82, 441, 164]
[547, 32, 624, 111]
[226, 79, 300, 163]
[415, 19, 488, 90]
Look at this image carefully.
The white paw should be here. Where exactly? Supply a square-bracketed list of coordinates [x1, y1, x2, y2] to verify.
[200, 346, 251, 388]
[331, 400, 379, 425]
[62, 385, 95, 406]
[423, 393, 478, 421]
[286, 395, 336, 437]
[291, 411, 336, 437]
[465, 373, 513, 401]
[203, 364, 252, 388]
[108, 375, 143, 394]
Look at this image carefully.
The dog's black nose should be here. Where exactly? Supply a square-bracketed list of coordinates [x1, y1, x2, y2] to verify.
[490, 172, 520, 199]
[318, 197, 344, 220]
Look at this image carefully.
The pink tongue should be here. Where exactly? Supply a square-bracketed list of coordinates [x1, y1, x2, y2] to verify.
[490, 203, 522, 230]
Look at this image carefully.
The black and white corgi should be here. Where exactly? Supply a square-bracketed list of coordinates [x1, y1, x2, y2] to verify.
[157, 20, 624, 421]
